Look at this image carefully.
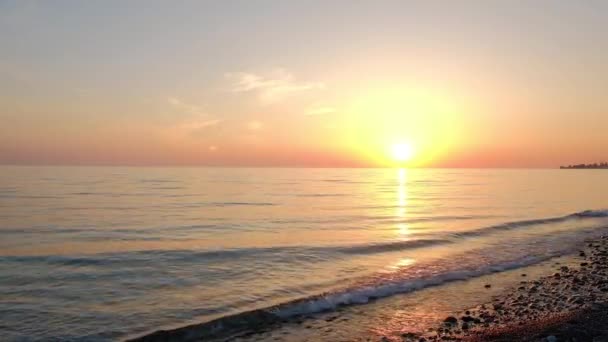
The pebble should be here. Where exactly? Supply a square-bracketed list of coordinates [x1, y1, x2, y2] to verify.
[401, 332, 417, 339]
[443, 316, 458, 325]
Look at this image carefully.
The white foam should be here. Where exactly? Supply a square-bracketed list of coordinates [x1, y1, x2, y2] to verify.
[271, 254, 556, 318]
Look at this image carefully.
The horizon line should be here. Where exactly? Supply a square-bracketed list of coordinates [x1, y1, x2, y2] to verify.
[0, 163, 567, 169]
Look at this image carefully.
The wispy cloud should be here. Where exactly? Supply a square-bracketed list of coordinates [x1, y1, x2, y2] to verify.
[225, 69, 325, 103]
[306, 106, 335, 116]
[167, 96, 205, 116]
[183, 119, 221, 130]
[175, 118, 222, 138]
[165, 96, 222, 135]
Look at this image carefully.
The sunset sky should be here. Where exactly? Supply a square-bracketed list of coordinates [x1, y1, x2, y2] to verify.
[1, 1, 607, 168]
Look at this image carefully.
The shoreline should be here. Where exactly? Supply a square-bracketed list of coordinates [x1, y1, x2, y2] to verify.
[419, 235, 608, 341]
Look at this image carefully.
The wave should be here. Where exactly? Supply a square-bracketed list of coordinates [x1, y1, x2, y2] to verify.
[138, 179, 179, 183]
[272, 254, 561, 318]
[306, 209, 608, 256]
[128, 252, 565, 342]
[0, 239, 443, 267]
[574, 209, 608, 218]
[449, 209, 608, 239]
[334, 239, 449, 254]
[209, 202, 277, 207]
[294, 193, 347, 197]
[175, 201, 278, 207]
[0, 248, 263, 266]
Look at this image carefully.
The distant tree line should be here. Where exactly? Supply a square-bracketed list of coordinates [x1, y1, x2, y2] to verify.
[560, 162, 608, 169]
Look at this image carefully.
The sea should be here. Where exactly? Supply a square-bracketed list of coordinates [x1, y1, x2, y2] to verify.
[1, 166, 607, 341]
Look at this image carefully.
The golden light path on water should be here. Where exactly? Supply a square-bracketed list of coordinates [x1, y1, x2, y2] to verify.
[387, 168, 416, 271]
[397, 168, 408, 238]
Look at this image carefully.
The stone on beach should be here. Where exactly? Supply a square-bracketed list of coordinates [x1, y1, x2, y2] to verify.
[443, 316, 458, 325]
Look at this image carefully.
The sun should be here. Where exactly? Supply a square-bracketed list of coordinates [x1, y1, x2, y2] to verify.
[392, 143, 414, 162]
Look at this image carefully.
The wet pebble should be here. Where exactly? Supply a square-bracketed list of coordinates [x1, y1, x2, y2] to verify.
[443, 316, 457, 325]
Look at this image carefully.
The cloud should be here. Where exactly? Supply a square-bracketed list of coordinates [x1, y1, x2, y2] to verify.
[165, 96, 221, 135]
[183, 119, 221, 130]
[208, 145, 218, 151]
[168, 118, 222, 139]
[306, 106, 335, 116]
[167, 96, 205, 115]
[225, 69, 325, 103]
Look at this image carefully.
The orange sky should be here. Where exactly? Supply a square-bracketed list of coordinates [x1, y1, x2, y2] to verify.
[1, 1, 607, 168]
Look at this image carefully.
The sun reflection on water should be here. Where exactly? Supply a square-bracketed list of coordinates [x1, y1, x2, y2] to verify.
[388, 257, 416, 270]
[396, 168, 409, 238]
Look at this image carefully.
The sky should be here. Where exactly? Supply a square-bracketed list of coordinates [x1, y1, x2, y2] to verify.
[1, 0, 607, 168]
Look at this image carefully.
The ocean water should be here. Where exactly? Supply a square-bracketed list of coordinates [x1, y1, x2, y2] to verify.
[1, 166, 608, 341]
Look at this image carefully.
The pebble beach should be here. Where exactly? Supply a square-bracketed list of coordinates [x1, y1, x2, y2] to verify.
[416, 235, 608, 342]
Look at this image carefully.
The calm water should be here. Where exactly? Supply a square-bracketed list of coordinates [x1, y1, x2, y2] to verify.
[1, 167, 608, 340]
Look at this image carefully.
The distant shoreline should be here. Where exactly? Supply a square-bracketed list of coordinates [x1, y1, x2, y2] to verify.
[560, 163, 608, 169]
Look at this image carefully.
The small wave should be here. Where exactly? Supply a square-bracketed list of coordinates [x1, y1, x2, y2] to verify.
[395, 214, 496, 224]
[138, 179, 179, 183]
[294, 193, 347, 197]
[210, 202, 276, 207]
[8, 195, 63, 199]
[1, 226, 83, 234]
[0, 248, 263, 266]
[0, 239, 445, 267]
[51, 206, 140, 211]
[450, 209, 608, 239]
[147, 186, 185, 190]
[320, 179, 369, 184]
[334, 239, 449, 255]
[69, 192, 117, 196]
[574, 210, 608, 218]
